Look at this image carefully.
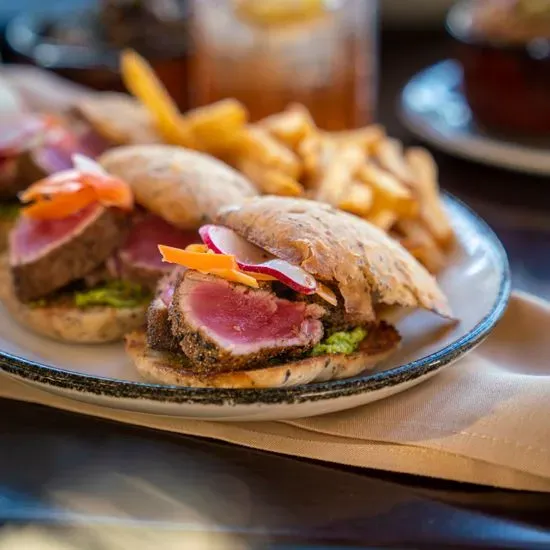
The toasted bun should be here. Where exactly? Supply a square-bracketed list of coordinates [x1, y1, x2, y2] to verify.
[215, 196, 452, 323]
[98, 145, 258, 230]
[0, 263, 146, 344]
[74, 92, 161, 145]
[125, 323, 400, 389]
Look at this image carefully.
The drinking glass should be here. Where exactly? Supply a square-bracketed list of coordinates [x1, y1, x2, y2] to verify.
[189, 0, 378, 130]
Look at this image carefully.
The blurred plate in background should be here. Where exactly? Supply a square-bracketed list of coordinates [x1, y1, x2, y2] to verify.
[399, 60, 550, 176]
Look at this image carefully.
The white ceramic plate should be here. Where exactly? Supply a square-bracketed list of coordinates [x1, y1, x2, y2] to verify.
[399, 60, 550, 176]
[0, 194, 510, 421]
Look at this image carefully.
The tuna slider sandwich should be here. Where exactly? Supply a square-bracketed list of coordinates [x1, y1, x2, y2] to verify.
[0, 113, 108, 250]
[126, 196, 452, 388]
[0, 145, 257, 343]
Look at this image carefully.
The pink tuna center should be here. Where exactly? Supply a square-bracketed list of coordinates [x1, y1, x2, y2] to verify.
[11, 202, 101, 261]
[123, 214, 198, 270]
[160, 281, 175, 306]
[189, 282, 320, 345]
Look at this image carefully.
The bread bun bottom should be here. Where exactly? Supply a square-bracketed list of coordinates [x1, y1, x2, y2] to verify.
[125, 328, 400, 389]
[0, 218, 15, 253]
[0, 263, 146, 344]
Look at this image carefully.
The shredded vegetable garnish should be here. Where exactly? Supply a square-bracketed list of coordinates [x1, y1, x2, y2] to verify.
[19, 156, 133, 219]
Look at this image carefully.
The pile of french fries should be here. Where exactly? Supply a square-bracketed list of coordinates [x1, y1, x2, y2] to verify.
[120, 50, 455, 273]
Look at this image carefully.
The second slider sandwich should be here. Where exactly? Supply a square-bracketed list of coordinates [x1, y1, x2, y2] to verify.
[0, 145, 257, 343]
[126, 196, 452, 388]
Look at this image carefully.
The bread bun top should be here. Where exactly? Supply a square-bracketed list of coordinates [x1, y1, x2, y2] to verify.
[99, 144, 258, 230]
[216, 196, 451, 323]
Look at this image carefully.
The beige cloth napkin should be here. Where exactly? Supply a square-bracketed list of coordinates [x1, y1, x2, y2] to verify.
[1, 291, 549, 492]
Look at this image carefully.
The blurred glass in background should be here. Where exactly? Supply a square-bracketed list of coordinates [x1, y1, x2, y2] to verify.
[189, 0, 378, 130]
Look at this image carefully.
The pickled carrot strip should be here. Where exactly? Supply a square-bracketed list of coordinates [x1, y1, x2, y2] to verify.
[20, 179, 86, 202]
[22, 187, 98, 220]
[82, 173, 133, 210]
[184, 244, 209, 253]
[158, 245, 237, 270]
[20, 170, 133, 213]
[208, 269, 259, 288]
[242, 271, 277, 281]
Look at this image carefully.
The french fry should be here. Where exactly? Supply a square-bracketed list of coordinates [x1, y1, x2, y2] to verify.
[366, 209, 398, 232]
[182, 98, 248, 154]
[296, 133, 336, 187]
[374, 137, 413, 183]
[120, 49, 195, 148]
[395, 219, 447, 274]
[326, 124, 385, 154]
[117, 49, 454, 273]
[236, 126, 302, 179]
[358, 162, 418, 218]
[315, 144, 365, 206]
[258, 103, 316, 149]
[405, 147, 454, 247]
[237, 157, 303, 196]
[296, 134, 319, 182]
[338, 181, 374, 217]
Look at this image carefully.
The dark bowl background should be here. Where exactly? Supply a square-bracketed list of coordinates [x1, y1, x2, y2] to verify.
[446, 0, 550, 137]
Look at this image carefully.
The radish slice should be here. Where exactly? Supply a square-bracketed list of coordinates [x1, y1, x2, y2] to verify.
[29, 145, 104, 179]
[199, 224, 317, 294]
[199, 224, 271, 263]
[242, 258, 317, 294]
[72, 153, 107, 176]
[0, 114, 45, 156]
[32, 145, 74, 175]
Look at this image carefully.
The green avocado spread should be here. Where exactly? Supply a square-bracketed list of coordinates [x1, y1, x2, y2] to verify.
[74, 280, 151, 309]
[28, 281, 151, 310]
[0, 202, 21, 222]
[311, 327, 367, 356]
[28, 298, 48, 309]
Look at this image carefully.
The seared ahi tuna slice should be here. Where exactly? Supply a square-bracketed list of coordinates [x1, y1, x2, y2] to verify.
[146, 268, 183, 352]
[304, 296, 352, 335]
[10, 203, 129, 302]
[270, 282, 352, 336]
[82, 256, 121, 288]
[170, 271, 325, 372]
[118, 214, 198, 291]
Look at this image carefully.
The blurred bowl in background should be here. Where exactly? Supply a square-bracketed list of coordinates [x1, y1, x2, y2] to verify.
[446, 0, 550, 137]
[5, 4, 190, 109]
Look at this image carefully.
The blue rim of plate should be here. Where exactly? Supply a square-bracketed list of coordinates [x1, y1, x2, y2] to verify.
[0, 193, 511, 406]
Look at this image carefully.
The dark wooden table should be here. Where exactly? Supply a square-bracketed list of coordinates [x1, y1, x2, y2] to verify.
[1, 30, 550, 549]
